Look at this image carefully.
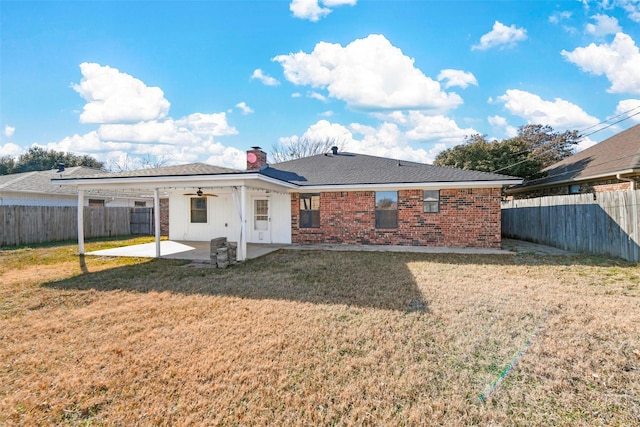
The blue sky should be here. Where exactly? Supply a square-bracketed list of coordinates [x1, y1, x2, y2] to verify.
[1, 0, 640, 170]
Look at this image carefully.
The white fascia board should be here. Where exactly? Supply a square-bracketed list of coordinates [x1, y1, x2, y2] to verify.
[52, 173, 296, 192]
[506, 169, 639, 194]
[288, 180, 522, 192]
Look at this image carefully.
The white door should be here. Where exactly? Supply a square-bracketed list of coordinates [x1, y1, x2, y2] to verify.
[253, 199, 271, 243]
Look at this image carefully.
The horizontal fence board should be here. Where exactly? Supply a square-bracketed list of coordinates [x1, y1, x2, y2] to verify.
[502, 190, 640, 262]
[0, 206, 151, 247]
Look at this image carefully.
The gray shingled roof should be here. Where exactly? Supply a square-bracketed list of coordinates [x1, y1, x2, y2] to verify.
[262, 152, 518, 186]
[516, 123, 640, 188]
[61, 162, 241, 180]
[0, 167, 109, 196]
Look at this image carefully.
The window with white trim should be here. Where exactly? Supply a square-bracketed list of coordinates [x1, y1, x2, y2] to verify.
[190, 198, 207, 223]
[300, 194, 320, 228]
[423, 190, 440, 213]
[375, 191, 398, 228]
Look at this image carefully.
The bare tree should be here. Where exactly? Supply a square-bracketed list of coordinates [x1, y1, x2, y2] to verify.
[271, 137, 345, 163]
[106, 154, 170, 172]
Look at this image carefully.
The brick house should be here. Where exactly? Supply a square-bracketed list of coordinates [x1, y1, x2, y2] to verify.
[54, 147, 521, 259]
[506, 123, 640, 199]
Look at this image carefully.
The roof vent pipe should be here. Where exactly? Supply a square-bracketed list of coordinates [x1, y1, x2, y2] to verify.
[331, 146, 338, 155]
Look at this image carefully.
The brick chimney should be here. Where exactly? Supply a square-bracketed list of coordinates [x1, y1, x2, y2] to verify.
[246, 146, 267, 171]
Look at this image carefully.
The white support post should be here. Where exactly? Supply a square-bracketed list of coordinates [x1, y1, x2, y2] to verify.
[239, 185, 247, 261]
[77, 189, 85, 255]
[154, 188, 161, 258]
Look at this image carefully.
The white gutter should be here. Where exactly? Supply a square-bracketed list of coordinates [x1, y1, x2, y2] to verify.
[616, 173, 637, 190]
[507, 169, 640, 194]
[288, 180, 522, 192]
[52, 173, 297, 191]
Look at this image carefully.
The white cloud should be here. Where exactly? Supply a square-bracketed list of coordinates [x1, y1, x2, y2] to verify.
[496, 89, 600, 130]
[562, 32, 640, 94]
[437, 69, 478, 89]
[4, 125, 15, 138]
[289, 0, 356, 22]
[322, 0, 356, 5]
[281, 112, 475, 165]
[576, 136, 598, 152]
[274, 34, 462, 111]
[615, 99, 640, 123]
[235, 102, 254, 115]
[96, 113, 237, 144]
[472, 21, 527, 51]
[617, 0, 640, 22]
[549, 11, 572, 24]
[290, 0, 331, 21]
[0, 142, 22, 157]
[398, 112, 477, 145]
[291, 92, 302, 98]
[309, 91, 327, 102]
[549, 11, 577, 34]
[250, 69, 280, 86]
[488, 115, 518, 138]
[585, 14, 621, 36]
[42, 65, 245, 169]
[72, 62, 170, 124]
[320, 110, 334, 117]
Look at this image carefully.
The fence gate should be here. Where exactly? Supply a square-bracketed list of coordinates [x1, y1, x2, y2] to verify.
[130, 207, 153, 235]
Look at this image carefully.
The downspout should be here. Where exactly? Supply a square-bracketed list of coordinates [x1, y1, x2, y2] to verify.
[616, 173, 637, 190]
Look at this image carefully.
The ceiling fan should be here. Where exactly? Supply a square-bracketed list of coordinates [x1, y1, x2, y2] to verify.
[183, 188, 218, 197]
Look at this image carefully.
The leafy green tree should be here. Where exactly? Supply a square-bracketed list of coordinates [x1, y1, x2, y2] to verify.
[3, 147, 104, 174]
[433, 124, 581, 180]
[0, 156, 16, 175]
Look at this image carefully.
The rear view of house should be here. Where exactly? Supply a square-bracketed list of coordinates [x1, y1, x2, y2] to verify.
[54, 147, 521, 259]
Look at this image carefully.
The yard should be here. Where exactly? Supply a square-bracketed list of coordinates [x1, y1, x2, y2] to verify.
[1, 238, 639, 425]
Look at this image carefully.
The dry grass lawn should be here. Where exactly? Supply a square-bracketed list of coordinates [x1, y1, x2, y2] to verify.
[1, 237, 639, 425]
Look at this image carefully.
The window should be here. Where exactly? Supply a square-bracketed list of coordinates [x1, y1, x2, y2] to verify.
[88, 199, 105, 207]
[134, 201, 147, 207]
[190, 198, 207, 223]
[375, 191, 398, 228]
[300, 193, 320, 228]
[569, 184, 580, 194]
[423, 190, 440, 213]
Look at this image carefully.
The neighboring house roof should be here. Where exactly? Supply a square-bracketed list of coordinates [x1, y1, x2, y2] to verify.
[0, 166, 150, 199]
[509, 123, 640, 192]
[0, 167, 108, 196]
[263, 152, 519, 186]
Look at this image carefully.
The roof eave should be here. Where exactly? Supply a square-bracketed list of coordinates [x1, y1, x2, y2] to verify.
[289, 180, 522, 192]
[505, 169, 640, 194]
[52, 172, 298, 191]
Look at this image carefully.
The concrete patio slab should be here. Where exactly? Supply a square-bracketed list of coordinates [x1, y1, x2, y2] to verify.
[85, 239, 573, 262]
[86, 241, 285, 261]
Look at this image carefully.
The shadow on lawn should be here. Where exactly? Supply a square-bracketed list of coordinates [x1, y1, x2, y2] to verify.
[45, 248, 631, 312]
[45, 250, 432, 312]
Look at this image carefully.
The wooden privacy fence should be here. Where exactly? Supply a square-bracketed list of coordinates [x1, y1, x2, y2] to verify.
[502, 190, 640, 262]
[0, 206, 153, 247]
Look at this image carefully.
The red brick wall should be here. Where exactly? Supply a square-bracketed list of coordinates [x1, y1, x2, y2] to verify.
[291, 188, 502, 248]
[159, 198, 169, 236]
[593, 181, 631, 192]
